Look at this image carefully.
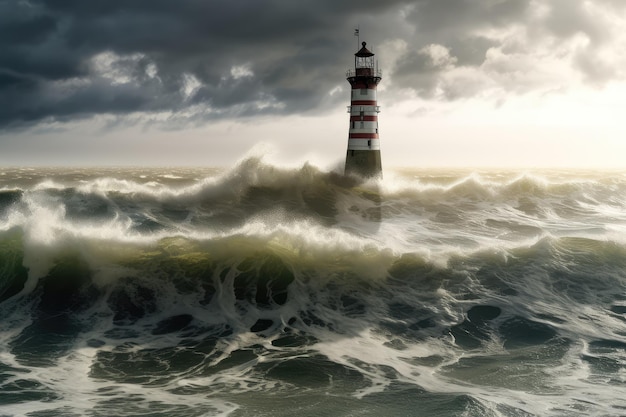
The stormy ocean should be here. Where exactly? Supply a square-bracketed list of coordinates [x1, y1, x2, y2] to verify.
[1, 156, 625, 417]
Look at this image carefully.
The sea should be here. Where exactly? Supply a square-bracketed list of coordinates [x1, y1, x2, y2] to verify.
[0, 156, 625, 417]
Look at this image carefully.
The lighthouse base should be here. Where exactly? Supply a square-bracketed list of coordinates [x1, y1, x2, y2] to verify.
[344, 150, 382, 178]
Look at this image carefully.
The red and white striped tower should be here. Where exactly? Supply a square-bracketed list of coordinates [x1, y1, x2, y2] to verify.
[345, 41, 383, 178]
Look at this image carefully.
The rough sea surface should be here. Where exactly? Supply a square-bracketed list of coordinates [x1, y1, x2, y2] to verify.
[1, 157, 625, 416]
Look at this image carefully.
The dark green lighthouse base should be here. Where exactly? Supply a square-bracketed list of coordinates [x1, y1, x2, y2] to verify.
[344, 150, 383, 178]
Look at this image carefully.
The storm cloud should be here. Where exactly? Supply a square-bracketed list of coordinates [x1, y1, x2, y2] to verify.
[2, 0, 625, 130]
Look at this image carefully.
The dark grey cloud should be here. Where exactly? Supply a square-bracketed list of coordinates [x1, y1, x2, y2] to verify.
[1, 0, 625, 130]
[2, 0, 409, 129]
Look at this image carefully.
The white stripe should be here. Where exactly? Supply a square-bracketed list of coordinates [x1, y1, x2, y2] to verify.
[349, 121, 378, 131]
[351, 89, 377, 100]
[349, 106, 380, 116]
[347, 139, 380, 150]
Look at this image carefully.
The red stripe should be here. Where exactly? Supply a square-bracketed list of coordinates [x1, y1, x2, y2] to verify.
[349, 133, 379, 139]
[350, 116, 378, 122]
[349, 83, 379, 90]
[351, 100, 377, 105]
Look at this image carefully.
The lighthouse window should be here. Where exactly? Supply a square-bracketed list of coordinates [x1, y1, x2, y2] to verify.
[359, 110, 364, 119]
[360, 121, 364, 128]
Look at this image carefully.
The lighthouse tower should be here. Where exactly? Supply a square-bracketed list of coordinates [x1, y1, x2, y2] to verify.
[345, 41, 382, 178]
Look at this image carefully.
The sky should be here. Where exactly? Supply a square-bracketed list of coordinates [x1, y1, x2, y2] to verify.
[2, 0, 626, 168]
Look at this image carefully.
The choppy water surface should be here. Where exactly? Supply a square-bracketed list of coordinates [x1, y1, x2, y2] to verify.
[1, 159, 626, 416]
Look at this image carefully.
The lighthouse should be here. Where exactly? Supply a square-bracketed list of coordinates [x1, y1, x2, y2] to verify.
[345, 41, 383, 178]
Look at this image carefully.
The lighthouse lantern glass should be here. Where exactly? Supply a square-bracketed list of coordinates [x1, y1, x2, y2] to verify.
[355, 55, 374, 69]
